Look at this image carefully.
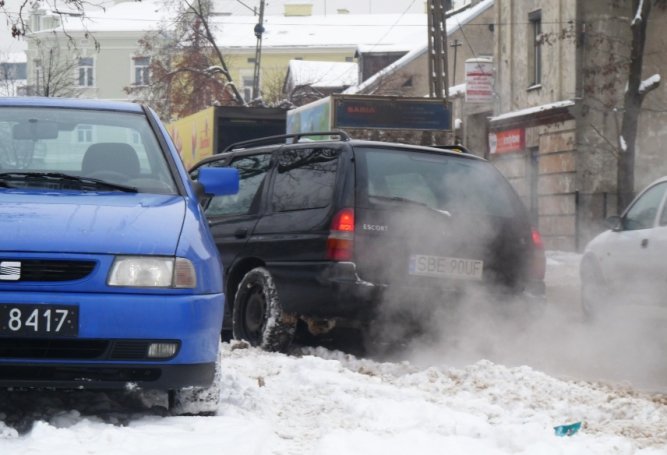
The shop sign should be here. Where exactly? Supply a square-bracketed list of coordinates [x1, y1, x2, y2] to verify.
[465, 58, 494, 103]
[489, 128, 525, 154]
[334, 97, 451, 131]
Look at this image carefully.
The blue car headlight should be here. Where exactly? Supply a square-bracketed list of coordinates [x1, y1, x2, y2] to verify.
[108, 256, 197, 288]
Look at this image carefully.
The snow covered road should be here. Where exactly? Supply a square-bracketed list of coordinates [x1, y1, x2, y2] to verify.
[2, 252, 667, 454]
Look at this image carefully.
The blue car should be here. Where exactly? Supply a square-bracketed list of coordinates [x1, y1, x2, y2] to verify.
[0, 97, 238, 415]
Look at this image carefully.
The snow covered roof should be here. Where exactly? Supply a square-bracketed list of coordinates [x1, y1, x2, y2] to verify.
[489, 100, 576, 123]
[36, 1, 426, 51]
[195, 0, 427, 16]
[212, 13, 425, 50]
[286, 59, 358, 88]
[343, 0, 494, 95]
[355, 43, 416, 54]
[449, 82, 466, 97]
[31, 1, 169, 34]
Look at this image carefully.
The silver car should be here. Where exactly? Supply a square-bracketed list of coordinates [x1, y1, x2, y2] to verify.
[581, 176, 667, 320]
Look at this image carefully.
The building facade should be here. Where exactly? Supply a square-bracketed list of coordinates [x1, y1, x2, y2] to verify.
[0, 54, 27, 96]
[339, 0, 667, 251]
[344, 0, 495, 150]
[23, 0, 425, 106]
[492, 0, 667, 251]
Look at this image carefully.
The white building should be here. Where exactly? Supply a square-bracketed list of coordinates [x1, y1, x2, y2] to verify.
[0, 52, 27, 97]
[22, 0, 430, 103]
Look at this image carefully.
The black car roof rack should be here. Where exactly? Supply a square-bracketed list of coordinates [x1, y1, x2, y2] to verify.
[220, 130, 351, 154]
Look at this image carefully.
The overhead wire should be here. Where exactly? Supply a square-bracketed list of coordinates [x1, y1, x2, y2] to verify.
[366, 0, 417, 52]
[234, 0, 257, 14]
[452, 11, 478, 59]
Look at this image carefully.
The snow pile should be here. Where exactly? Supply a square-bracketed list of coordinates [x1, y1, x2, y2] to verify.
[222, 343, 667, 454]
[2, 341, 666, 454]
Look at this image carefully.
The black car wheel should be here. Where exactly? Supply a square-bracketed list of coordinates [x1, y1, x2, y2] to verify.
[232, 267, 296, 352]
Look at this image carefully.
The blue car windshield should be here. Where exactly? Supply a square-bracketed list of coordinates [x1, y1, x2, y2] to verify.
[0, 107, 178, 194]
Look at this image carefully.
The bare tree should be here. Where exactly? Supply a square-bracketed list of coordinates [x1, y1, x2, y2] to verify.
[261, 67, 294, 107]
[127, 0, 244, 121]
[616, 0, 665, 210]
[287, 84, 327, 107]
[548, 1, 665, 212]
[26, 36, 83, 97]
[1, 0, 107, 46]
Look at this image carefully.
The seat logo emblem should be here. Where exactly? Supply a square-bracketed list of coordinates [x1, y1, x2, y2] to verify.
[0, 261, 21, 281]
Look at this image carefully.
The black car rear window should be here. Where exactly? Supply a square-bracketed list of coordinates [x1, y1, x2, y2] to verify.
[356, 147, 518, 217]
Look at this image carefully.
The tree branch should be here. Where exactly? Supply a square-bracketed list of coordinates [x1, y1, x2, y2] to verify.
[184, 0, 245, 105]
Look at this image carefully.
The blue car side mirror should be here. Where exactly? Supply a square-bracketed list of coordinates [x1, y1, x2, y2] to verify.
[197, 167, 240, 196]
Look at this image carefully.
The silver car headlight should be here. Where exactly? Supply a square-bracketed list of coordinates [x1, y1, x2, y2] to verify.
[108, 256, 196, 288]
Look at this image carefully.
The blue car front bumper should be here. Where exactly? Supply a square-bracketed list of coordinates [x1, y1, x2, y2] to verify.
[0, 291, 224, 389]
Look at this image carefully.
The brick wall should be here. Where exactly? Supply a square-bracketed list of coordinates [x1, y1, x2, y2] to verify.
[536, 124, 577, 251]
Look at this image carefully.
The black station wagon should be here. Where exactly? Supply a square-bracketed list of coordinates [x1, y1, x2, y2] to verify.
[191, 131, 546, 352]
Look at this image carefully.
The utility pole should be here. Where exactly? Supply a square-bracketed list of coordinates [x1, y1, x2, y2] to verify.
[449, 39, 462, 86]
[252, 0, 266, 101]
[427, 0, 450, 99]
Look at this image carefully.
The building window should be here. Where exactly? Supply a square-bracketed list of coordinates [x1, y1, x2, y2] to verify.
[133, 56, 150, 86]
[242, 75, 253, 102]
[130, 130, 141, 144]
[528, 10, 542, 87]
[77, 125, 93, 143]
[33, 59, 43, 94]
[0, 62, 27, 80]
[78, 57, 94, 87]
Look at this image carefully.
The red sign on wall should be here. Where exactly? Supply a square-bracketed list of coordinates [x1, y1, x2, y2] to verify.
[489, 128, 525, 154]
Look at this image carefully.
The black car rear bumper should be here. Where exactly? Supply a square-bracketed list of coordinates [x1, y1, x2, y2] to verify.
[270, 261, 546, 320]
[270, 261, 381, 319]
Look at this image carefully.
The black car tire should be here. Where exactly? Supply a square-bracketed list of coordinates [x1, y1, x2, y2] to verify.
[169, 351, 222, 416]
[580, 258, 606, 323]
[232, 267, 296, 352]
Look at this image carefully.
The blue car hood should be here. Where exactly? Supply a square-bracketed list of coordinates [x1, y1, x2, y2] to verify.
[1, 192, 186, 255]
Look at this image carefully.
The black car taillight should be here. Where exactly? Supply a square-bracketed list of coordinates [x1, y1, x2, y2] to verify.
[531, 227, 546, 280]
[327, 208, 355, 261]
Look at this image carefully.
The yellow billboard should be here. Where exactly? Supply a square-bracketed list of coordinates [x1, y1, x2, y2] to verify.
[166, 107, 215, 169]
